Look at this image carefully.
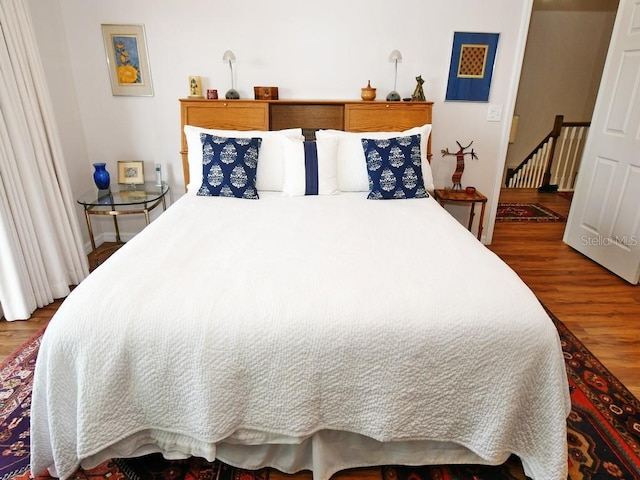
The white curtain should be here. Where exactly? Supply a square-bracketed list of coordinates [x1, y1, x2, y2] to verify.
[0, 0, 89, 321]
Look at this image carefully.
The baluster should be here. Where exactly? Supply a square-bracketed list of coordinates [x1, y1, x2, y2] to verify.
[566, 126, 584, 190]
[558, 126, 575, 190]
[553, 128, 569, 187]
[526, 152, 534, 188]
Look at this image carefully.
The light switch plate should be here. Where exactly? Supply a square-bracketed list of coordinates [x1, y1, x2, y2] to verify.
[487, 104, 503, 122]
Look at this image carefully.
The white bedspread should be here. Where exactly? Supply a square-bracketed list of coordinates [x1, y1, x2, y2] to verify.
[31, 193, 571, 479]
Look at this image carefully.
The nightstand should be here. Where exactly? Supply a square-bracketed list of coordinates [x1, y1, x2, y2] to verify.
[434, 188, 487, 241]
[77, 182, 169, 267]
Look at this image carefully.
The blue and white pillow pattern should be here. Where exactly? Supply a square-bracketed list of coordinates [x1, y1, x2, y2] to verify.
[197, 133, 262, 199]
[361, 134, 428, 200]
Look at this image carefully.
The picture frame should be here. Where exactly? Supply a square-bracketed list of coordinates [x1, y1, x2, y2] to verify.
[101, 24, 153, 96]
[445, 32, 500, 102]
[118, 190, 148, 201]
[117, 161, 145, 185]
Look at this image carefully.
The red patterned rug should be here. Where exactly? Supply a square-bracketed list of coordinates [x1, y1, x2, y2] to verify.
[496, 203, 565, 222]
[2, 311, 639, 479]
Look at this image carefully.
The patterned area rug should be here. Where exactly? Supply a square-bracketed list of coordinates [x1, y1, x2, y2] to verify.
[2, 312, 639, 480]
[496, 203, 565, 222]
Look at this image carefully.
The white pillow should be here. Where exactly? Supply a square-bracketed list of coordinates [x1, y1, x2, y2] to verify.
[184, 125, 302, 194]
[316, 125, 434, 193]
[282, 136, 339, 196]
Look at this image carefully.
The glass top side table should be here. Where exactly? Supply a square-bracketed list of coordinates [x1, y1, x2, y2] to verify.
[77, 182, 170, 267]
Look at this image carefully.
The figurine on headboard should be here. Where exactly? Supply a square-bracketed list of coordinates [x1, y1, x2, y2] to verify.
[411, 75, 426, 101]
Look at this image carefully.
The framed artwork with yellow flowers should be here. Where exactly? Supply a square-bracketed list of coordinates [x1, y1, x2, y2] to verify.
[101, 24, 153, 96]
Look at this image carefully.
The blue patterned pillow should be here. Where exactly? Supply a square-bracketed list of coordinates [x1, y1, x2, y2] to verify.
[197, 134, 262, 199]
[361, 134, 428, 199]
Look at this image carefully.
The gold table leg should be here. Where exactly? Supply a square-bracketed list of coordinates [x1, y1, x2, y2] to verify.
[84, 207, 99, 268]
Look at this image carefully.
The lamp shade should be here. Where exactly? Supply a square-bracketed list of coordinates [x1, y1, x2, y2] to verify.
[386, 49, 402, 101]
[222, 49, 239, 99]
[388, 49, 402, 63]
[222, 50, 236, 63]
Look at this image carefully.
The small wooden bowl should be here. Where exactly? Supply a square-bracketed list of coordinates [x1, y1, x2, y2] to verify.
[361, 81, 376, 101]
[465, 186, 476, 194]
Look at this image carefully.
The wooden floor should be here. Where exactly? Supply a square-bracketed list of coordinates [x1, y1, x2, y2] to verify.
[490, 189, 640, 399]
[0, 188, 638, 479]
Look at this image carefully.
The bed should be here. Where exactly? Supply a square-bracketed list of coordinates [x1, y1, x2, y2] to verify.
[30, 101, 571, 480]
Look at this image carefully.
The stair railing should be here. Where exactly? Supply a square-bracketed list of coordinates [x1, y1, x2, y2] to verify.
[505, 115, 590, 191]
[549, 120, 590, 191]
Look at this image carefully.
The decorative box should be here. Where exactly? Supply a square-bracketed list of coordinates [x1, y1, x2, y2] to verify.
[254, 86, 279, 100]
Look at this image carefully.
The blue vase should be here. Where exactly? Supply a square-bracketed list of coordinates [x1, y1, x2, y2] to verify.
[92, 163, 110, 190]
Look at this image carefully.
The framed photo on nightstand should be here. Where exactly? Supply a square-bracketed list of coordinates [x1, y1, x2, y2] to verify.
[118, 161, 144, 185]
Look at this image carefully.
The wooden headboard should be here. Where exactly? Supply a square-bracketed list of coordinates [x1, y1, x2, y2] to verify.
[179, 98, 433, 189]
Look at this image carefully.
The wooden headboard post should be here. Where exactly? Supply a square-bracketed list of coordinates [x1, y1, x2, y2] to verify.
[180, 99, 433, 190]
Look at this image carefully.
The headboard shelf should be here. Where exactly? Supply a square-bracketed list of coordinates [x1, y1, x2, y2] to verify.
[179, 98, 433, 189]
[269, 103, 344, 133]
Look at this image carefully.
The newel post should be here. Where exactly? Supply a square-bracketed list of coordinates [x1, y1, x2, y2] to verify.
[538, 115, 564, 192]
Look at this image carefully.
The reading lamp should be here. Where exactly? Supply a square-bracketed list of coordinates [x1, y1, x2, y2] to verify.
[222, 50, 240, 99]
[386, 49, 402, 101]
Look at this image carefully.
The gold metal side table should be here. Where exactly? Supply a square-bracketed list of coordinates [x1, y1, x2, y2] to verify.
[77, 182, 169, 267]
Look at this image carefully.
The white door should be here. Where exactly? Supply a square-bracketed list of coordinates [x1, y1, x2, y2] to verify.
[563, 0, 640, 285]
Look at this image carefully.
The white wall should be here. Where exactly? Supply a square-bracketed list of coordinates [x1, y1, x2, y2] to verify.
[28, 0, 533, 244]
[505, 5, 616, 173]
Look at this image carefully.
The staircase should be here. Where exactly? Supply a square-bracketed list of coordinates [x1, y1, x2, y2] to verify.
[505, 115, 590, 192]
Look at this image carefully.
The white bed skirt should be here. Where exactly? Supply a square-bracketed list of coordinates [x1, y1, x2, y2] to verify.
[79, 430, 516, 480]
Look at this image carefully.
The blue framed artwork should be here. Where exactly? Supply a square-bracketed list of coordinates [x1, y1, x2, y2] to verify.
[445, 32, 500, 102]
